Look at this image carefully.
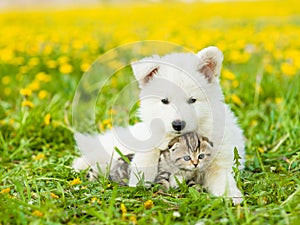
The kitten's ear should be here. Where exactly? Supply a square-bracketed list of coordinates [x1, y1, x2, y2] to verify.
[197, 46, 223, 83]
[168, 136, 180, 149]
[131, 58, 160, 87]
[201, 136, 213, 148]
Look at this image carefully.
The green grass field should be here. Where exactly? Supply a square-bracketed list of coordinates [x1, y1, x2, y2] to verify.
[1, 1, 300, 224]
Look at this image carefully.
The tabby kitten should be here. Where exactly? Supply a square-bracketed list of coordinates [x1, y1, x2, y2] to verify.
[101, 132, 213, 188]
[154, 132, 213, 190]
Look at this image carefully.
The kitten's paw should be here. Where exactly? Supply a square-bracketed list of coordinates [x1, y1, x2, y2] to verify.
[158, 180, 170, 190]
[86, 168, 99, 181]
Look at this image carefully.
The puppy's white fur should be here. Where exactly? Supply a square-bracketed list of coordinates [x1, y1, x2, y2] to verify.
[73, 46, 245, 204]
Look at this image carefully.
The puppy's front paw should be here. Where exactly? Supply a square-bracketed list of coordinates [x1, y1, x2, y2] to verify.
[128, 176, 138, 187]
[231, 196, 243, 205]
[210, 185, 243, 205]
[205, 171, 243, 205]
[72, 157, 90, 171]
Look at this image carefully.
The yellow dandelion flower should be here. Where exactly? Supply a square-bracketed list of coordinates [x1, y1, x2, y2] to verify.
[228, 51, 250, 64]
[275, 97, 283, 105]
[120, 203, 127, 214]
[80, 62, 90, 72]
[59, 64, 73, 74]
[46, 60, 57, 69]
[44, 113, 51, 125]
[231, 94, 243, 106]
[57, 56, 69, 64]
[106, 123, 112, 130]
[91, 197, 102, 204]
[72, 40, 83, 50]
[28, 57, 40, 67]
[1, 187, 10, 194]
[144, 200, 154, 209]
[33, 153, 45, 160]
[14, 56, 25, 65]
[250, 119, 258, 127]
[102, 119, 112, 129]
[38, 90, 49, 100]
[120, 203, 127, 220]
[108, 109, 117, 115]
[265, 64, 274, 74]
[61, 45, 69, 53]
[22, 100, 34, 108]
[20, 88, 32, 96]
[2, 76, 11, 85]
[19, 66, 28, 74]
[51, 193, 59, 199]
[258, 147, 264, 153]
[32, 210, 43, 217]
[36, 72, 51, 82]
[102, 119, 112, 125]
[9, 119, 14, 125]
[70, 177, 82, 186]
[0, 48, 14, 62]
[4, 87, 11, 96]
[281, 62, 297, 77]
[222, 69, 236, 81]
[232, 80, 239, 88]
[27, 81, 40, 91]
[129, 215, 137, 224]
[99, 123, 104, 131]
[43, 45, 53, 55]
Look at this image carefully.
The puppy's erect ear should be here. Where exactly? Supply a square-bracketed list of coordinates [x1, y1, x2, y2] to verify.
[131, 60, 159, 87]
[197, 46, 223, 82]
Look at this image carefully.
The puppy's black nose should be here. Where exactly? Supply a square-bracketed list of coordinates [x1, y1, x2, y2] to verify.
[172, 120, 186, 131]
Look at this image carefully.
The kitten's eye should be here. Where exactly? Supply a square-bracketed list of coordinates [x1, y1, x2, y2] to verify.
[198, 154, 205, 159]
[161, 98, 169, 104]
[187, 97, 196, 104]
[183, 156, 191, 161]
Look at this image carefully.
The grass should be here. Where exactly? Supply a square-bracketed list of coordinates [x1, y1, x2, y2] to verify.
[1, 1, 300, 224]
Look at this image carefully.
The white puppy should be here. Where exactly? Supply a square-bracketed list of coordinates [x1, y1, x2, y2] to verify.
[73, 46, 245, 204]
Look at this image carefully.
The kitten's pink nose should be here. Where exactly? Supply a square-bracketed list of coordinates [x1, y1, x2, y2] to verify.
[192, 160, 198, 167]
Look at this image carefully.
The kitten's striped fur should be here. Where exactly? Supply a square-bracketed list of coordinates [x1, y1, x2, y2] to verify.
[154, 132, 213, 189]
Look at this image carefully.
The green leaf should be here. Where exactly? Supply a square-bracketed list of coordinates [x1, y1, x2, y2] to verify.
[114, 146, 131, 164]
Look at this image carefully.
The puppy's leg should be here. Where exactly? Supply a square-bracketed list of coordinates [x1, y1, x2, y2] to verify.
[128, 148, 160, 187]
[204, 168, 243, 205]
[72, 156, 90, 171]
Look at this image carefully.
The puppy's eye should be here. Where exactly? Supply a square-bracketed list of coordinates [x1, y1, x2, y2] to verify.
[198, 154, 205, 159]
[187, 97, 196, 104]
[161, 98, 169, 104]
[183, 156, 191, 161]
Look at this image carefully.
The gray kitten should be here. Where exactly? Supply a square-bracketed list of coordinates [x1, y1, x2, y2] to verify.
[88, 132, 213, 188]
[154, 132, 213, 189]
